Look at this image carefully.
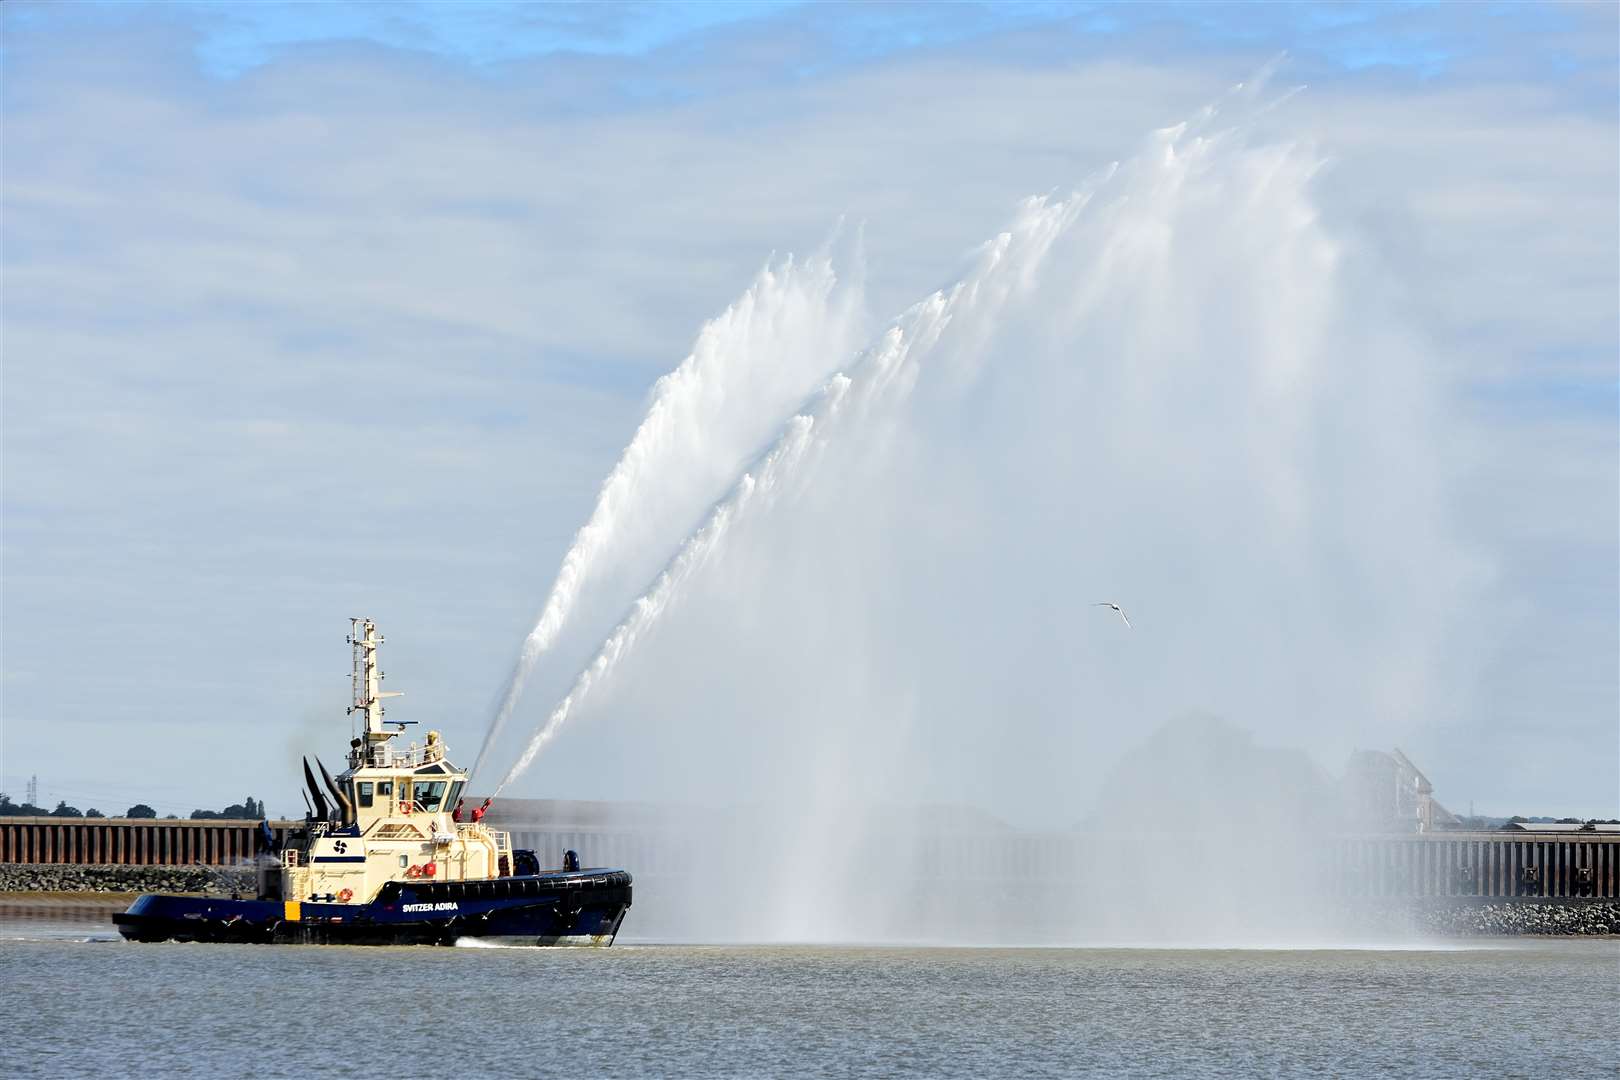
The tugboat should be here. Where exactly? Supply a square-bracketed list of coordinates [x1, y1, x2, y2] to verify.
[115, 619, 632, 946]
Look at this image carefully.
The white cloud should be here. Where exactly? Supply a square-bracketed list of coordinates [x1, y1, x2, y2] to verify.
[2, 15, 1614, 828]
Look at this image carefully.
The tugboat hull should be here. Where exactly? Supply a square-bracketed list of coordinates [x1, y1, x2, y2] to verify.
[115, 869, 631, 947]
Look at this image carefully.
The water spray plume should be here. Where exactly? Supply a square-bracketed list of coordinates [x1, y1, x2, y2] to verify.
[490, 81, 1474, 943]
[472, 239, 867, 779]
[494, 412, 826, 795]
[494, 178, 1104, 794]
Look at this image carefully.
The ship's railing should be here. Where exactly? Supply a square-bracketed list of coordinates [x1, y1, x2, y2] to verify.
[453, 823, 508, 847]
[347, 743, 452, 770]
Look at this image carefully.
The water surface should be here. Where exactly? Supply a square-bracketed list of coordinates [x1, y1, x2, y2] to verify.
[1, 907, 1614, 1079]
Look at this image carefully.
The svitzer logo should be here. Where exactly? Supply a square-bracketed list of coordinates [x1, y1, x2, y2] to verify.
[403, 902, 459, 912]
[333, 840, 349, 854]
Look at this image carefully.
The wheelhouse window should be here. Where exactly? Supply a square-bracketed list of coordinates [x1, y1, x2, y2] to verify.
[377, 781, 392, 797]
[358, 782, 374, 808]
[415, 781, 448, 812]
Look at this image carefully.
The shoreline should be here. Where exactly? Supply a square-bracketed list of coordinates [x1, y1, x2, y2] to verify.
[1, 894, 1614, 942]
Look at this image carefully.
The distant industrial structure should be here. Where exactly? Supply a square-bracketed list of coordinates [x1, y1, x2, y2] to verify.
[1340, 748, 1461, 833]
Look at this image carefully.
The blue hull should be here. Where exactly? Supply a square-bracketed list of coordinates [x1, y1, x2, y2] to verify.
[114, 869, 632, 946]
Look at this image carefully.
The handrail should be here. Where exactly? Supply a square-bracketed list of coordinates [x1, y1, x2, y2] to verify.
[347, 743, 454, 770]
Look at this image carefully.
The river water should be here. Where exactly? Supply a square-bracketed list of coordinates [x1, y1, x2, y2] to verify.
[1, 903, 1615, 1079]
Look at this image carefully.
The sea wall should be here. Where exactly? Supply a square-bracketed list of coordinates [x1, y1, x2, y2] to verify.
[0, 862, 256, 895]
[1, 817, 299, 866]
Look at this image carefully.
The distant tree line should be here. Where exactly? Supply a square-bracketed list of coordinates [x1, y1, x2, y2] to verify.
[0, 794, 266, 820]
[187, 797, 266, 820]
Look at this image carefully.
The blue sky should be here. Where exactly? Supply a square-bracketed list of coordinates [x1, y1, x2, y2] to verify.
[2, 2, 1615, 821]
[7, 1, 1608, 87]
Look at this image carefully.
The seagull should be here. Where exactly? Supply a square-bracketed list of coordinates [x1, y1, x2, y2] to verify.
[1092, 602, 1132, 629]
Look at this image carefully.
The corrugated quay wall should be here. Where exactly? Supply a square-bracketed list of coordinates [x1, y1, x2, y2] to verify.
[3, 817, 1616, 899]
[497, 826, 1620, 899]
[1330, 833, 1620, 898]
[0, 818, 300, 867]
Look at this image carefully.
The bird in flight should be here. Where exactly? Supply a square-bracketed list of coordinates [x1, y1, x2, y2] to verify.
[1093, 602, 1132, 628]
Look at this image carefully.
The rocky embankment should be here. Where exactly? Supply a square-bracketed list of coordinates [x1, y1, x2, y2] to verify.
[0, 863, 256, 895]
[1410, 898, 1619, 936]
[1343, 897, 1620, 937]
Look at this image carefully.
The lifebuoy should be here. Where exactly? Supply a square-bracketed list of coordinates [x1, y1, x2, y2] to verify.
[337, 888, 353, 902]
[400, 801, 411, 814]
[423, 862, 437, 878]
[406, 864, 422, 879]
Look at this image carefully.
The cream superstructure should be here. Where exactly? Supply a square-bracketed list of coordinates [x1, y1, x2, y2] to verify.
[280, 619, 510, 905]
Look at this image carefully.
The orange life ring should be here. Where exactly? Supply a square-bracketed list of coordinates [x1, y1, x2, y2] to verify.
[406, 864, 422, 879]
[400, 801, 411, 815]
[337, 888, 353, 902]
[423, 861, 437, 878]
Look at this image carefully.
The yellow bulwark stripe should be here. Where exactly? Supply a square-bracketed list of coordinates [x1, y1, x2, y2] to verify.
[284, 900, 301, 922]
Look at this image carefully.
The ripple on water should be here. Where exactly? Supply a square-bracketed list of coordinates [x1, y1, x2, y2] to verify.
[1, 938, 1615, 1080]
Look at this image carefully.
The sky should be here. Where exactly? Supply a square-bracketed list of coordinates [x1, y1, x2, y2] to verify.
[2, 1, 1616, 822]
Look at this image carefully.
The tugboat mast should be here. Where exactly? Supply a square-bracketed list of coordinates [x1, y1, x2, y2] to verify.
[349, 618, 404, 752]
